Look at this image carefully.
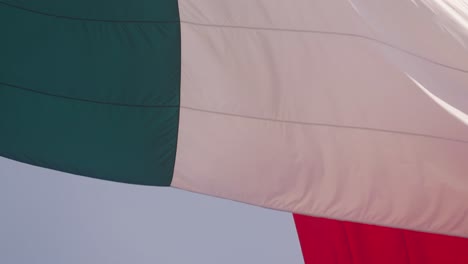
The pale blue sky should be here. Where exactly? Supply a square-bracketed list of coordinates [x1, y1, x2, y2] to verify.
[0, 157, 303, 264]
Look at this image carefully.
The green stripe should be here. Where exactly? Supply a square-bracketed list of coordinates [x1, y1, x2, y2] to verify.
[0, 0, 179, 21]
[0, 1, 180, 185]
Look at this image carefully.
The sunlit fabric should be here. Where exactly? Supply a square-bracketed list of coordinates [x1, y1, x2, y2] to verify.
[1, 1, 468, 263]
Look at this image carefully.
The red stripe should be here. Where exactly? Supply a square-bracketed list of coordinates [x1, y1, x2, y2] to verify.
[294, 214, 468, 264]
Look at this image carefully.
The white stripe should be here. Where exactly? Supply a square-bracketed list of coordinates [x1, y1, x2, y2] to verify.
[173, 0, 468, 237]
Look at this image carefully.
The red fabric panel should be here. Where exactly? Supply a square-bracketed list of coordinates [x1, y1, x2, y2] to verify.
[294, 214, 468, 264]
[404, 230, 468, 264]
[293, 216, 353, 264]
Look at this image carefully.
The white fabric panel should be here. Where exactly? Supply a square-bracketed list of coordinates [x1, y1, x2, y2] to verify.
[349, 0, 468, 71]
[0, 157, 303, 264]
[178, 0, 372, 35]
[173, 0, 468, 237]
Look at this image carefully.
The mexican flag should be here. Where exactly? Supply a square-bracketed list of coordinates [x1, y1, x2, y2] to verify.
[1, 0, 468, 262]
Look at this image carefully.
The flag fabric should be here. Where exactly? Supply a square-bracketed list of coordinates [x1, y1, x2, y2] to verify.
[294, 214, 468, 264]
[1, 0, 468, 262]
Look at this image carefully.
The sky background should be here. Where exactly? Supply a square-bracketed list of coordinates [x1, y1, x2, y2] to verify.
[0, 157, 303, 264]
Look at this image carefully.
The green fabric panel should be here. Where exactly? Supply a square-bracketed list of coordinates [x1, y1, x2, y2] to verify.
[1, 0, 179, 21]
[0, 1, 180, 185]
[0, 2, 180, 106]
[0, 86, 178, 185]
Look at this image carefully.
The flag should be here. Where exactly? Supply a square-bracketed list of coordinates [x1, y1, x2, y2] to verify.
[1, 0, 468, 262]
